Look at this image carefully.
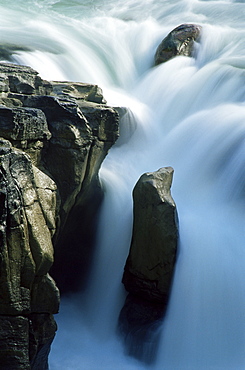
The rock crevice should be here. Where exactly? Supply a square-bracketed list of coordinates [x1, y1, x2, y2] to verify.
[0, 62, 119, 369]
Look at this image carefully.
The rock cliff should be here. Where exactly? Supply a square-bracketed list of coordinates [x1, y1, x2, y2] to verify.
[0, 62, 119, 369]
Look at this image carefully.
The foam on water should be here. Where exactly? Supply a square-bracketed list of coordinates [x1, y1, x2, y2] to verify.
[0, 1, 244, 369]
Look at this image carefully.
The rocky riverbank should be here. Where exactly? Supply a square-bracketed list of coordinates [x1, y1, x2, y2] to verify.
[0, 62, 119, 369]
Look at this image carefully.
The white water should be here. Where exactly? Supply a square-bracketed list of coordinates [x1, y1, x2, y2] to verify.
[0, 1, 244, 369]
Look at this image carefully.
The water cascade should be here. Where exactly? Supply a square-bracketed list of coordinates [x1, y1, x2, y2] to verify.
[0, 1, 244, 369]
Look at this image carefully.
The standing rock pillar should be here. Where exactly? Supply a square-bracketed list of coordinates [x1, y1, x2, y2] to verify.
[119, 167, 178, 364]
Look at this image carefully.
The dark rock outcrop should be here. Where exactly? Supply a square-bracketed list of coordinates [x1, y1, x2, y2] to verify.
[154, 24, 202, 65]
[45, 83, 119, 292]
[119, 167, 178, 364]
[0, 62, 119, 368]
[123, 167, 178, 302]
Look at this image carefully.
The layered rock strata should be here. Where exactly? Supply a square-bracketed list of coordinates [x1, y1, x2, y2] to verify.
[0, 62, 119, 369]
[119, 167, 178, 363]
[154, 23, 202, 65]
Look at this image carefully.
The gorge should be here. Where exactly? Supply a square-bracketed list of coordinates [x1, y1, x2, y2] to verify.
[0, 1, 245, 369]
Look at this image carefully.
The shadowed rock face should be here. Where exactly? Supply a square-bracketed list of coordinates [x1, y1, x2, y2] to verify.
[0, 62, 119, 369]
[123, 167, 178, 303]
[119, 167, 178, 364]
[154, 23, 202, 65]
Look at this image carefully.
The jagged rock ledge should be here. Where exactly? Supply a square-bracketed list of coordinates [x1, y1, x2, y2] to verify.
[0, 62, 119, 369]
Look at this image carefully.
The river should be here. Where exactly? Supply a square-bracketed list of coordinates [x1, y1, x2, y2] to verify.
[0, 1, 244, 369]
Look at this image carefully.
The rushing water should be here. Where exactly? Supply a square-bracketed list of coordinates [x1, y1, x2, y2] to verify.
[0, 0, 245, 369]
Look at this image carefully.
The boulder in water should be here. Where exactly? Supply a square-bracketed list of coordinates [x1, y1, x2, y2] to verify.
[119, 167, 178, 364]
[122, 166, 178, 303]
[154, 23, 202, 65]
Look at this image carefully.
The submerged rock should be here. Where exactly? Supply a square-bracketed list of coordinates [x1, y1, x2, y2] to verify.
[154, 23, 202, 65]
[0, 44, 32, 63]
[119, 167, 178, 364]
[0, 62, 119, 368]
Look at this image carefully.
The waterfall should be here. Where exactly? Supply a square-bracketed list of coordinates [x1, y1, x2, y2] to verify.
[0, 1, 244, 369]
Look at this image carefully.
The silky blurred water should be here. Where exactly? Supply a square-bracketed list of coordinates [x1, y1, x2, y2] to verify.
[0, 0, 244, 369]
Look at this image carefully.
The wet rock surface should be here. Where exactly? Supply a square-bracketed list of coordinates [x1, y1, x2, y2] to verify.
[119, 167, 178, 364]
[122, 167, 178, 302]
[0, 62, 119, 368]
[154, 23, 202, 65]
